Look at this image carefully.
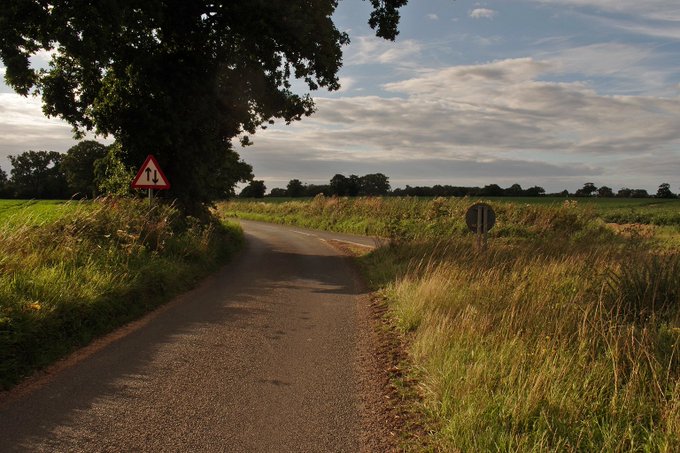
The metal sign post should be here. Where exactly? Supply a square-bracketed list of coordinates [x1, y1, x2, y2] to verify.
[466, 203, 496, 252]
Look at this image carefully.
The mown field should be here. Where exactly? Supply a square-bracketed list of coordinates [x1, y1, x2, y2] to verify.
[0, 198, 243, 389]
[219, 196, 680, 452]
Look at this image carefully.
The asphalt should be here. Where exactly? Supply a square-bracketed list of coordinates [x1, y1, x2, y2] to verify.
[0, 220, 376, 452]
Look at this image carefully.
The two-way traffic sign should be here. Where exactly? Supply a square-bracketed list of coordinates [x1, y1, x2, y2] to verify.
[131, 155, 170, 190]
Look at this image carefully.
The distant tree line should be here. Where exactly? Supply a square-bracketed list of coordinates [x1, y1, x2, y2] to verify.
[0, 141, 128, 199]
[239, 173, 391, 198]
[392, 183, 546, 197]
[237, 177, 679, 200]
[1, 140, 252, 200]
[394, 182, 678, 199]
[570, 182, 677, 199]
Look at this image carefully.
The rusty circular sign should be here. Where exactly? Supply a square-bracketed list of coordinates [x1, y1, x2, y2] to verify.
[465, 203, 496, 234]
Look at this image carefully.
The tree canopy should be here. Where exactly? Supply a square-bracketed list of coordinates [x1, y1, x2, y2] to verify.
[656, 183, 676, 199]
[239, 180, 266, 198]
[1, 0, 408, 210]
[286, 179, 306, 198]
[61, 140, 108, 197]
[8, 150, 68, 198]
[0, 166, 8, 198]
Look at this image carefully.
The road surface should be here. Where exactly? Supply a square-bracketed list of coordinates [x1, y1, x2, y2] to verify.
[0, 220, 380, 452]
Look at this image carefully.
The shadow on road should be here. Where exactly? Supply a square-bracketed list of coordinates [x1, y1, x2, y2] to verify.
[0, 222, 365, 451]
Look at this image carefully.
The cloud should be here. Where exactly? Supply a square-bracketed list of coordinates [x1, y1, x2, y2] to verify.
[382, 58, 680, 154]
[244, 146, 602, 189]
[533, 0, 680, 21]
[337, 76, 355, 93]
[0, 93, 111, 170]
[427, 14, 439, 21]
[0, 93, 72, 143]
[345, 36, 423, 66]
[470, 8, 498, 19]
[243, 57, 680, 191]
[531, 1, 680, 39]
[537, 43, 673, 94]
[591, 16, 680, 40]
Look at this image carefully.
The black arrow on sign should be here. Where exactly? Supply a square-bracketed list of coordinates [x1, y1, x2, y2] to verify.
[152, 170, 159, 184]
[145, 168, 152, 181]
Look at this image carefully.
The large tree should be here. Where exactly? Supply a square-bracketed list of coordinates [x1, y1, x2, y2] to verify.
[1, 1, 408, 211]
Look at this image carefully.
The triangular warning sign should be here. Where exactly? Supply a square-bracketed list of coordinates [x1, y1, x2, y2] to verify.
[131, 155, 171, 190]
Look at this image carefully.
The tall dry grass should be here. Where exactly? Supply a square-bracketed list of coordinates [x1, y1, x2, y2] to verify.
[220, 195, 609, 242]
[366, 239, 680, 451]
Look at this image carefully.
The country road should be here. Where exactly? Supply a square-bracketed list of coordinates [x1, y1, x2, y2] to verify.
[0, 220, 385, 452]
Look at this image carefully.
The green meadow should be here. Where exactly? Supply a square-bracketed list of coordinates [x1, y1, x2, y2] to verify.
[0, 199, 87, 228]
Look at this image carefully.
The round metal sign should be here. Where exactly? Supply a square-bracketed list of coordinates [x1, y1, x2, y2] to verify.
[465, 203, 496, 233]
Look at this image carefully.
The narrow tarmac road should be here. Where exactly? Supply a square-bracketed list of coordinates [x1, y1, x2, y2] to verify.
[0, 220, 378, 452]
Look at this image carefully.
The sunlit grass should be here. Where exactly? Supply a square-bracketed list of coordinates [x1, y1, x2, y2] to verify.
[364, 240, 680, 451]
[0, 199, 91, 229]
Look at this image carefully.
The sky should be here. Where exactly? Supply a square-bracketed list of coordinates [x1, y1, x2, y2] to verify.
[1, 0, 680, 193]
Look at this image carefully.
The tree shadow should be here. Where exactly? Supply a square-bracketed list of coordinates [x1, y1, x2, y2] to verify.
[0, 226, 366, 450]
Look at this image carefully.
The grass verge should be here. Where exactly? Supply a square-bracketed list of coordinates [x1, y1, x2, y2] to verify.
[360, 239, 679, 451]
[0, 198, 243, 389]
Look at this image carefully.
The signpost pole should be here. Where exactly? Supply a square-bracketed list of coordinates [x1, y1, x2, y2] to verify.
[466, 203, 495, 254]
[476, 206, 483, 251]
[482, 206, 488, 251]
[148, 188, 153, 206]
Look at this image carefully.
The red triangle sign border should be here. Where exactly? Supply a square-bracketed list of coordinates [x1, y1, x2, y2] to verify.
[131, 154, 171, 190]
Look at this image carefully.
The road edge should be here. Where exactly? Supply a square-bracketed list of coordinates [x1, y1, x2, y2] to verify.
[324, 239, 430, 452]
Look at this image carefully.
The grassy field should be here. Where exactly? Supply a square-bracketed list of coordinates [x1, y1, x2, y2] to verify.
[219, 196, 680, 451]
[0, 198, 243, 389]
[0, 199, 89, 228]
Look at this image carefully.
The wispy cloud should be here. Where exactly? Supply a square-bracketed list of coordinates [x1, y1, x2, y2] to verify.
[591, 16, 680, 40]
[244, 57, 680, 190]
[0, 93, 111, 170]
[345, 36, 423, 66]
[537, 42, 674, 94]
[470, 8, 498, 19]
[337, 76, 355, 93]
[427, 13, 439, 21]
[533, 0, 680, 21]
